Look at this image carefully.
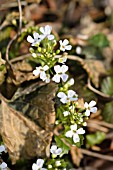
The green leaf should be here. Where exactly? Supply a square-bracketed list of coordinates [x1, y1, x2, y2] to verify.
[88, 33, 109, 48]
[54, 136, 70, 157]
[102, 101, 113, 123]
[86, 131, 106, 148]
[101, 76, 113, 97]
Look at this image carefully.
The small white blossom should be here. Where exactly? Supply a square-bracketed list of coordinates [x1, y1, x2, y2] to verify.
[76, 46, 82, 54]
[40, 25, 54, 40]
[0, 162, 7, 170]
[55, 160, 61, 167]
[0, 145, 6, 154]
[59, 39, 72, 51]
[48, 164, 52, 169]
[84, 100, 97, 116]
[57, 90, 78, 104]
[65, 124, 85, 143]
[52, 65, 68, 83]
[27, 32, 42, 46]
[63, 111, 70, 117]
[33, 65, 50, 83]
[67, 78, 74, 86]
[50, 145, 62, 157]
[32, 159, 47, 170]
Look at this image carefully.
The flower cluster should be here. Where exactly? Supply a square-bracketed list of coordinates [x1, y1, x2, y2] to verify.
[27, 25, 97, 169]
[32, 145, 67, 170]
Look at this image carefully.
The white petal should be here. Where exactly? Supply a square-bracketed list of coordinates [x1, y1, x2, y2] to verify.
[43, 65, 49, 71]
[57, 92, 66, 99]
[84, 109, 90, 116]
[33, 32, 39, 39]
[77, 128, 85, 134]
[54, 65, 61, 73]
[63, 39, 69, 45]
[90, 107, 97, 113]
[32, 163, 38, 170]
[73, 133, 80, 143]
[45, 25, 52, 34]
[47, 34, 54, 40]
[65, 45, 72, 51]
[65, 130, 73, 138]
[89, 100, 96, 107]
[84, 102, 89, 109]
[60, 97, 68, 104]
[40, 27, 45, 34]
[70, 124, 77, 131]
[0, 162, 7, 169]
[50, 145, 57, 154]
[39, 34, 46, 41]
[70, 97, 78, 102]
[0, 145, 6, 153]
[63, 111, 70, 116]
[52, 74, 61, 83]
[40, 71, 46, 80]
[55, 148, 62, 155]
[45, 74, 50, 83]
[68, 78, 74, 85]
[61, 65, 68, 73]
[59, 40, 63, 45]
[33, 68, 40, 76]
[67, 90, 75, 98]
[61, 73, 68, 82]
[36, 159, 44, 168]
[41, 168, 47, 170]
[27, 35, 34, 43]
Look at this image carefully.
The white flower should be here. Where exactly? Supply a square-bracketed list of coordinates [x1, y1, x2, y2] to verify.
[63, 111, 70, 117]
[0, 145, 6, 154]
[0, 162, 7, 170]
[40, 25, 54, 40]
[57, 90, 78, 104]
[59, 39, 72, 51]
[32, 159, 47, 170]
[55, 161, 61, 167]
[27, 32, 42, 46]
[50, 145, 62, 156]
[52, 65, 68, 83]
[33, 65, 50, 83]
[65, 124, 85, 143]
[84, 100, 97, 116]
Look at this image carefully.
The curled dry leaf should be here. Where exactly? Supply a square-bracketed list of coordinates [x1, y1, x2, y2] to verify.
[83, 59, 106, 88]
[10, 59, 39, 85]
[70, 146, 83, 166]
[0, 82, 58, 163]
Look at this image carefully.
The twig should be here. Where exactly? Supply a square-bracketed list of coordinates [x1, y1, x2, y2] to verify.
[88, 120, 113, 129]
[87, 121, 108, 133]
[81, 148, 113, 162]
[87, 78, 113, 101]
[17, 0, 22, 33]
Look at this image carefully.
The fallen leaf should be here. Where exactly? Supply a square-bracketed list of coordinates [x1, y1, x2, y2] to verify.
[70, 146, 83, 166]
[0, 82, 58, 163]
[83, 59, 106, 88]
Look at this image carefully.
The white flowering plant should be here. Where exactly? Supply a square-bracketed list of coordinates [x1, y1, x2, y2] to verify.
[26, 25, 97, 169]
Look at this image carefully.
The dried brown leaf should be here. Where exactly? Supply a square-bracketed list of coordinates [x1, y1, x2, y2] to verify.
[83, 59, 106, 88]
[0, 100, 53, 164]
[0, 82, 58, 163]
[70, 146, 83, 166]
